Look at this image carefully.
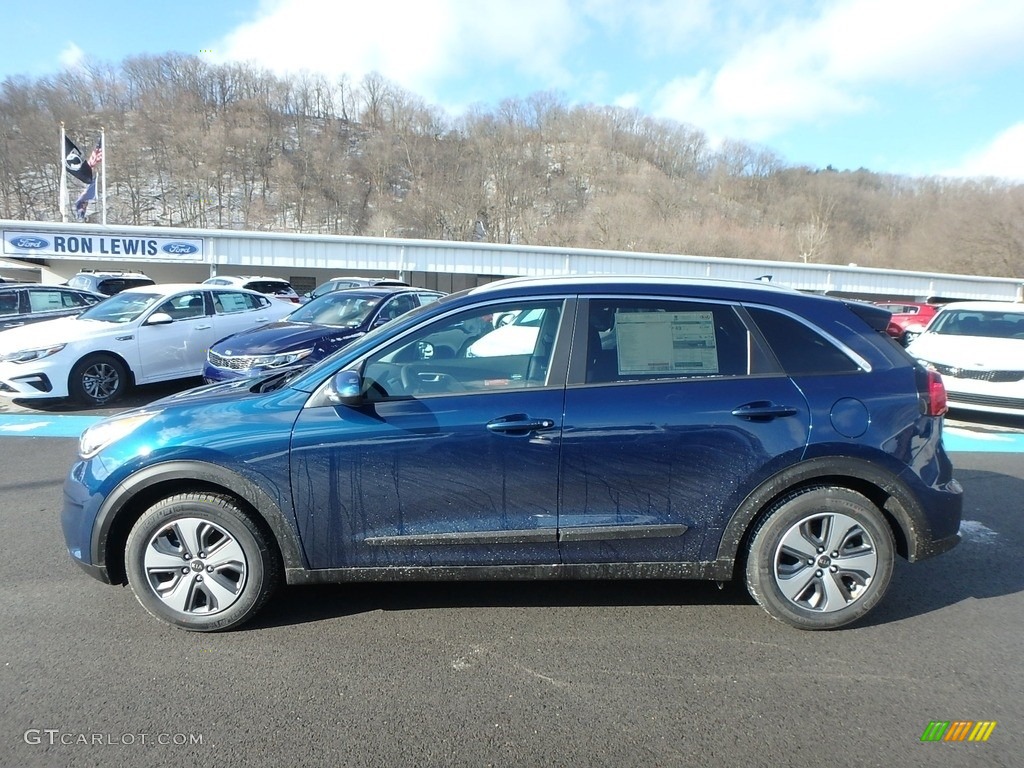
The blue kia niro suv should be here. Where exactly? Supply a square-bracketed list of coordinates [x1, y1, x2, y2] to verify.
[62, 276, 962, 632]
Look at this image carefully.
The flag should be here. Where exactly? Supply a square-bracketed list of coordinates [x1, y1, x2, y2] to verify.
[75, 179, 96, 220]
[63, 135, 93, 185]
[87, 135, 103, 169]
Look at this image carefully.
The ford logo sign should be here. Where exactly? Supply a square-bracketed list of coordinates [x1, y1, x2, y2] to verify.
[162, 241, 199, 255]
[9, 236, 49, 249]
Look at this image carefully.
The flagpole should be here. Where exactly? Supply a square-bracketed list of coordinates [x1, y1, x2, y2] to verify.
[101, 127, 107, 225]
[59, 122, 68, 223]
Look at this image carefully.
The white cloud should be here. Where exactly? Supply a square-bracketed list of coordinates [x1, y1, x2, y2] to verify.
[59, 43, 84, 70]
[650, 0, 1024, 143]
[946, 123, 1024, 182]
[584, 0, 714, 56]
[215, 0, 581, 102]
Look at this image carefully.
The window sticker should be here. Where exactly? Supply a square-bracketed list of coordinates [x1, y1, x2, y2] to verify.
[614, 311, 719, 375]
[218, 294, 249, 313]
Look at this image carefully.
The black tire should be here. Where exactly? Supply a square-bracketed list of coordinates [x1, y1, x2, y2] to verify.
[745, 487, 895, 630]
[125, 492, 280, 632]
[69, 353, 129, 405]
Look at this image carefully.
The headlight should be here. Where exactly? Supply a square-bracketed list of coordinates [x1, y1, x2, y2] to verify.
[0, 344, 66, 364]
[79, 411, 158, 459]
[257, 349, 313, 368]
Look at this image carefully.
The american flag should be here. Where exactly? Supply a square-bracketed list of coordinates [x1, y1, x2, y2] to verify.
[87, 137, 103, 168]
[75, 180, 96, 220]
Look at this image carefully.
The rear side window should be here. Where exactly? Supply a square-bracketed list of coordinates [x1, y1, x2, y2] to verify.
[28, 289, 90, 311]
[245, 280, 292, 295]
[0, 292, 20, 315]
[97, 278, 155, 295]
[746, 307, 861, 375]
[582, 299, 750, 384]
[213, 291, 269, 313]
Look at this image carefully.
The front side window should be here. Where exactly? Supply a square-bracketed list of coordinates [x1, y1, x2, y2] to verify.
[582, 298, 750, 384]
[374, 294, 419, 325]
[359, 300, 564, 399]
[154, 292, 207, 321]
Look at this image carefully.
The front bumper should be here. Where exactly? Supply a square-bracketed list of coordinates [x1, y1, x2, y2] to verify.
[0, 362, 63, 399]
[61, 460, 111, 583]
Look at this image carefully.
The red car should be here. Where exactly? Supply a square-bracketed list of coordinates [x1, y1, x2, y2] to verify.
[876, 302, 939, 344]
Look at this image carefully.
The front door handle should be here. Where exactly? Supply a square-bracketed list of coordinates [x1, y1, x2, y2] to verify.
[731, 402, 799, 421]
[486, 415, 556, 435]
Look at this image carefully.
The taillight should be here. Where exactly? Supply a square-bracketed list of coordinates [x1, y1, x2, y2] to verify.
[923, 368, 948, 416]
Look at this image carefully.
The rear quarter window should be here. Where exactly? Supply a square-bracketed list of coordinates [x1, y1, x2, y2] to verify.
[746, 307, 861, 375]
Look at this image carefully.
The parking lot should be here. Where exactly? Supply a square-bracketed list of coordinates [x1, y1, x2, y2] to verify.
[1, 384, 1022, 767]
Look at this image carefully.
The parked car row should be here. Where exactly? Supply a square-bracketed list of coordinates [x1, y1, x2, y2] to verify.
[0, 279, 442, 406]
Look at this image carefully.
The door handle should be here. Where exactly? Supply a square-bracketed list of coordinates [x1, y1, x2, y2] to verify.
[486, 415, 556, 435]
[195, 324, 212, 330]
[731, 402, 799, 421]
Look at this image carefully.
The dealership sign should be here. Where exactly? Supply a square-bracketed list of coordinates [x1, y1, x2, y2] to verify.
[3, 230, 204, 261]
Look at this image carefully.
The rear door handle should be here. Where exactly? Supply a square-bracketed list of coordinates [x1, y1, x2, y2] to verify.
[731, 402, 799, 421]
[486, 415, 557, 435]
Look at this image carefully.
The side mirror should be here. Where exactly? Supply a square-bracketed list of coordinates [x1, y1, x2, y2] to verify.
[146, 312, 173, 325]
[325, 369, 363, 406]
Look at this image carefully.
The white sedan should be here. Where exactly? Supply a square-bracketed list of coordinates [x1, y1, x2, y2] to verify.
[906, 300, 1024, 417]
[0, 284, 293, 405]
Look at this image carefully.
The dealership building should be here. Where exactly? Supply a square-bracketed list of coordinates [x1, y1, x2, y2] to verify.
[2, 219, 1022, 302]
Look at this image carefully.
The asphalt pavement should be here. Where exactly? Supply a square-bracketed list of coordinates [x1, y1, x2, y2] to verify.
[0, 387, 1021, 768]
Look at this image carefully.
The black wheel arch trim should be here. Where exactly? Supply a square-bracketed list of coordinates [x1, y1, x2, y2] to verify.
[717, 455, 937, 569]
[90, 460, 307, 583]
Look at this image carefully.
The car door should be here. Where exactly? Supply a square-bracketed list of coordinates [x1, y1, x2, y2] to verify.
[288, 298, 572, 570]
[135, 290, 220, 382]
[557, 296, 811, 566]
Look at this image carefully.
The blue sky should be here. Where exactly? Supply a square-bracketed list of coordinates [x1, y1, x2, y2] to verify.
[7, 0, 1024, 181]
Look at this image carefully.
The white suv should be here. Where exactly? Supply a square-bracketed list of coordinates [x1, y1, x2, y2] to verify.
[203, 275, 301, 304]
[67, 270, 155, 296]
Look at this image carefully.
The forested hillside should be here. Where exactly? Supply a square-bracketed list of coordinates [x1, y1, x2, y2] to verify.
[1, 53, 1022, 277]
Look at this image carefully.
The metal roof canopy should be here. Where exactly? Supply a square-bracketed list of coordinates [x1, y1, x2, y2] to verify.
[2, 219, 1022, 302]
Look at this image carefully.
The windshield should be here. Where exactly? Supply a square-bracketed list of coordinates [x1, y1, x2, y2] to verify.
[287, 293, 382, 327]
[77, 291, 163, 323]
[929, 309, 1024, 338]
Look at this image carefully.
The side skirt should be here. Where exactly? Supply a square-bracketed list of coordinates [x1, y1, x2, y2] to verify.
[285, 560, 733, 585]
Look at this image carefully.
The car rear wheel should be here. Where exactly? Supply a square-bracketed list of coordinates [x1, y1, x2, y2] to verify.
[125, 493, 280, 631]
[745, 487, 895, 630]
[69, 353, 128, 405]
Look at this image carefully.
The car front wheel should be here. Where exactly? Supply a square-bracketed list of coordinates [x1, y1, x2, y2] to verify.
[69, 353, 128, 405]
[125, 493, 280, 631]
[745, 487, 895, 630]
